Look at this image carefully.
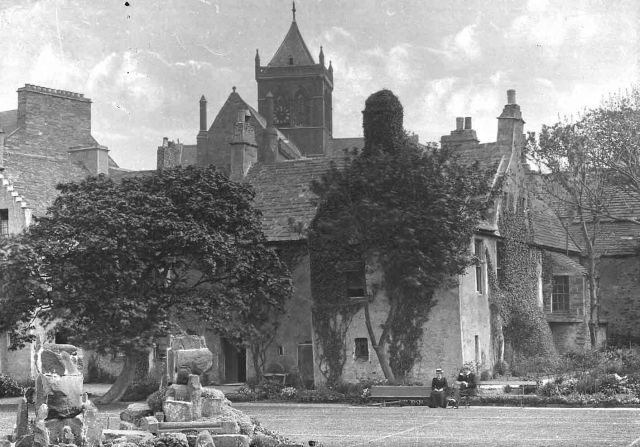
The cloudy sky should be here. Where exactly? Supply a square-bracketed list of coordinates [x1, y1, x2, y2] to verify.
[1, 0, 638, 170]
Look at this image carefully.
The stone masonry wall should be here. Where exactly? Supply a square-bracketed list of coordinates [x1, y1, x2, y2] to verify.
[12, 85, 93, 158]
[598, 256, 640, 346]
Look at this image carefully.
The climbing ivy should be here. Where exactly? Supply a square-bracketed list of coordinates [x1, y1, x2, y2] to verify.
[488, 203, 556, 365]
[309, 90, 495, 383]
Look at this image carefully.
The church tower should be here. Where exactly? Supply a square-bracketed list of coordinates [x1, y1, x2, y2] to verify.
[255, 2, 333, 156]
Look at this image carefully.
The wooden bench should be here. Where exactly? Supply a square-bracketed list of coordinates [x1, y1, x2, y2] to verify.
[370, 385, 432, 406]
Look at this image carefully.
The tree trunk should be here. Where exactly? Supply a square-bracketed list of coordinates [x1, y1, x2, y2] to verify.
[250, 344, 263, 379]
[363, 300, 396, 382]
[94, 351, 146, 404]
[587, 254, 599, 349]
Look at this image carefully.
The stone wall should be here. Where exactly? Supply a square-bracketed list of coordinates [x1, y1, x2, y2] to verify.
[598, 256, 640, 346]
[11, 85, 94, 158]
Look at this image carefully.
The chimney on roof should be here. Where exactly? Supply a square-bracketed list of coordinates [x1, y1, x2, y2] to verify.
[157, 138, 183, 170]
[497, 89, 525, 151]
[0, 128, 5, 170]
[230, 109, 258, 181]
[440, 115, 478, 150]
[196, 95, 209, 168]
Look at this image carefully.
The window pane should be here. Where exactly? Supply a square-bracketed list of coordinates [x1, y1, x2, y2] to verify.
[552, 276, 570, 312]
[355, 338, 369, 359]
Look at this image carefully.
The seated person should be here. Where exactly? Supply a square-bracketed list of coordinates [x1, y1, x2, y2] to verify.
[430, 368, 448, 408]
[454, 365, 477, 407]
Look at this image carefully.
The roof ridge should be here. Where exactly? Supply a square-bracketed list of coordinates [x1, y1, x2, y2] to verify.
[268, 21, 315, 67]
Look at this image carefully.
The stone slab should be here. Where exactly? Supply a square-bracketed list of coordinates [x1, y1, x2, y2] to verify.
[36, 374, 83, 419]
[210, 434, 250, 447]
[163, 400, 193, 422]
[102, 429, 154, 444]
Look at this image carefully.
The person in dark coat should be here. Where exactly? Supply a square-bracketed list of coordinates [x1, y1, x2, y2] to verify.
[430, 368, 448, 408]
[454, 365, 477, 407]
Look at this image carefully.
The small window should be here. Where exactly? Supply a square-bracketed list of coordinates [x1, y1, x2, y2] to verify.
[288, 56, 294, 65]
[277, 345, 284, 356]
[345, 268, 366, 298]
[0, 209, 8, 236]
[474, 240, 484, 294]
[552, 276, 570, 312]
[354, 338, 369, 360]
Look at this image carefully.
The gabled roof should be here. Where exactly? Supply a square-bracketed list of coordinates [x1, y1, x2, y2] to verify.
[529, 197, 581, 253]
[2, 151, 91, 216]
[0, 109, 18, 135]
[546, 251, 586, 275]
[268, 21, 315, 67]
[246, 157, 349, 241]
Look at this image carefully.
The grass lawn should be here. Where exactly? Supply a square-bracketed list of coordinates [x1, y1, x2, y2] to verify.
[2, 401, 639, 446]
[234, 402, 640, 446]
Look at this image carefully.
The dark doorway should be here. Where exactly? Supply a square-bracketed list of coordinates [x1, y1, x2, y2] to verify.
[222, 338, 246, 383]
[297, 343, 314, 389]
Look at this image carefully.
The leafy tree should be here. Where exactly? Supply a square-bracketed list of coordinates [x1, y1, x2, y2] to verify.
[526, 87, 640, 349]
[0, 166, 291, 402]
[310, 90, 495, 382]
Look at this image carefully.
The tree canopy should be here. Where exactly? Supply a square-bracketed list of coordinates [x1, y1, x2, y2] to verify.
[527, 85, 640, 348]
[0, 166, 291, 401]
[309, 89, 496, 382]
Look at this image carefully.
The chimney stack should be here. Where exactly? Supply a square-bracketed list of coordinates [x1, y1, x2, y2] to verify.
[441, 115, 478, 150]
[456, 117, 464, 131]
[464, 117, 472, 130]
[497, 89, 525, 149]
[230, 109, 258, 180]
[196, 95, 209, 167]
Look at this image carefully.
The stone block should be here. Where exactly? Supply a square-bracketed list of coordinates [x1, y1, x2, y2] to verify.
[39, 349, 66, 375]
[168, 349, 213, 381]
[188, 375, 203, 419]
[84, 400, 102, 447]
[201, 398, 222, 417]
[36, 373, 83, 419]
[170, 335, 206, 350]
[120, 402, 153, 424]
[14, 397, 29, 440]
[45, 414, 84, 444]
[102, 429, 154, 444]
[167, 384, 189, 401]
[118, 421, 137, 431]
[210, 434, 250, 447]
[163, 400, 193, 422]
[139, 416, 159, 434]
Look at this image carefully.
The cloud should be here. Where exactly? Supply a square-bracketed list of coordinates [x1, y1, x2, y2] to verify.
[322, 26, 354, 43]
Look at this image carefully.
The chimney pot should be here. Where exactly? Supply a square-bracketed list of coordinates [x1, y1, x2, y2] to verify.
[163, 137, 169, 147]
[456, 117, 464, 131]
[507, 89, 516, 105]
[464, 117, 472, 130]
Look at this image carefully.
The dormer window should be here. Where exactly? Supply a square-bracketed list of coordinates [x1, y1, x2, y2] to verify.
[288, 56, 294, 65]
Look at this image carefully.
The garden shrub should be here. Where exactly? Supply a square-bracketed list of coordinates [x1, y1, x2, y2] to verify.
[146, 387, 168, 412]
[0, 374, 23, 398]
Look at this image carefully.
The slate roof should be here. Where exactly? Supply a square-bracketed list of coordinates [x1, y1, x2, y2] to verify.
[546, 251, 586, 275]
[452, 142, 508, 173]
[327, 137, 364, 157]
[0, 109, 18, 135]
[2, 151, 90, 216]
[529, 197, 580, 253]
[268, 21, 315, 67]
[246, 157, 348, 241]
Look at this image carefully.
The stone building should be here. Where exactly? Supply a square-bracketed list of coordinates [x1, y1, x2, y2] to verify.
[0, 84, 125, 379]
[156, 6, 591, 386]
